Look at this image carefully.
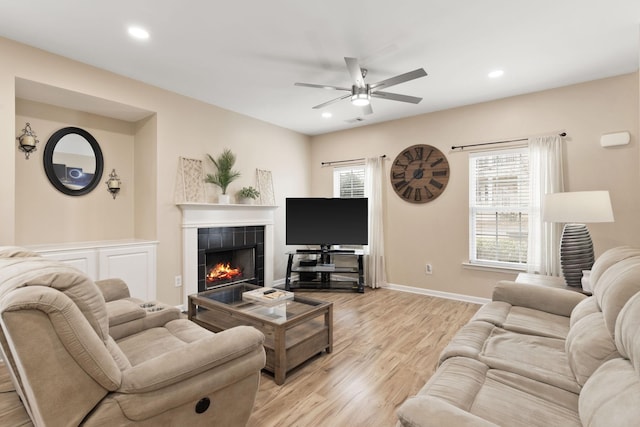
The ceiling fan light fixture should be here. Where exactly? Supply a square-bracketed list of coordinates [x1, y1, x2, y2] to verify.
[351, 85, 371, 106]
[351, 93, 370, 106]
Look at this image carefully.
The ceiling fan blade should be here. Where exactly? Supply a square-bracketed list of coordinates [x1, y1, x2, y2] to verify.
[295, 82, 351, 91]
[370, 68, 427, 90]
[360, 103, 373, 115]
[372, 91, 423, 104]
[344, 57, 366, 88]
[312, 93, 351, 109]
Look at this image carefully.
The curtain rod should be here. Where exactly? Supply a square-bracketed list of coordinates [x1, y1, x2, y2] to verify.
[451, 132, 567, 151]
[321, 154, 386, 167]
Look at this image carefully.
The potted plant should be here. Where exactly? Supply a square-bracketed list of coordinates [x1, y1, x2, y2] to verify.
[205, 148, 240, 204]
[237, 186, 260, 204]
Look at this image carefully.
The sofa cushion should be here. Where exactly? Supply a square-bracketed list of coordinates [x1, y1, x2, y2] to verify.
[472, 301, 571, 339]
[569, 296, 599, 328]
[471, 282, 583, 339]
[589, 246, 640, 293]
[439, 320, 495, 362]
[565, 312, 619, 386]
[594, 257, 640, 337]
[580, 288, 640, 427]
[479, 328, 579, 393]
[439, 321, 580, 393]
[399, 357, 581, 427]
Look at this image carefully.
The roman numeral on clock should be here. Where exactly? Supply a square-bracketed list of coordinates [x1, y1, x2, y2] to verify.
[402, 185, 414, 199]
[392, 171, 406, 179]
[403, 151, 414, 162]
[394, 180, 409, 191]
[423, 186, 434, 199]
[414, 146, 424, 160]
[430, 158, 444, 167]
[432, 170, 448, 177]
[394, 160, 408, 169]
[429, 178, 443, 189]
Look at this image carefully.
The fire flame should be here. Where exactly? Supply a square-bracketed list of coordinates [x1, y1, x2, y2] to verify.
[206, 262, 242, 283]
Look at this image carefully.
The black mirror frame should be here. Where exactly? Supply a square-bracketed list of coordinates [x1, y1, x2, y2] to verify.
[43, 127, 104, 196]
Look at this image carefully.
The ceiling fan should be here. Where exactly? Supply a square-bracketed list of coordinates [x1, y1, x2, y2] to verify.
[295, 57, 427, 115]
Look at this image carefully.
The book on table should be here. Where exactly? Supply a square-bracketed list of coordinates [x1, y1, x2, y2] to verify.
[242, 287, 294, 306]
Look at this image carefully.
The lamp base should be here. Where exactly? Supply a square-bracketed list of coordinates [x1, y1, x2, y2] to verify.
[560, 224, 594, 287]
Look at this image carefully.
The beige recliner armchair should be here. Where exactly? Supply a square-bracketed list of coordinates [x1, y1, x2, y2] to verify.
[0, 247, 265, 426]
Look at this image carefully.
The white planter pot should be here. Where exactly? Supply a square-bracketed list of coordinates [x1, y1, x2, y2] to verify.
[218, 194, 230, 204]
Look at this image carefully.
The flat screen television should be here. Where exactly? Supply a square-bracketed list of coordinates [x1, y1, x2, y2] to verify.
[286, 198, 368, 250]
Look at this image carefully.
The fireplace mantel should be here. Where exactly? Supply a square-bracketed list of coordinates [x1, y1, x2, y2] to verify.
[177, 203, 278, 308]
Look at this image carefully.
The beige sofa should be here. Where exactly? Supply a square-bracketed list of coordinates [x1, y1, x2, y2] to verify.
[0, 246, 266, 426]
[397, 246, 640, 427]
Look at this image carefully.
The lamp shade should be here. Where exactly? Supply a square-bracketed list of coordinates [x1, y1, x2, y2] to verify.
[543, 191, 614, 224]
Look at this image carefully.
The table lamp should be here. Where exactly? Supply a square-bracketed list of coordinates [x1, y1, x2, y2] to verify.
[543, 191, 614, 287]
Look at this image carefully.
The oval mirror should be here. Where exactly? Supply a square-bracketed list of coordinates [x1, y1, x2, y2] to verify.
[43, 127, 104, 196]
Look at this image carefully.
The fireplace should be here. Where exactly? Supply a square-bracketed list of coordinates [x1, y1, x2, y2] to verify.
[197, 226, 264, 292]
[178, 203, 277, 308]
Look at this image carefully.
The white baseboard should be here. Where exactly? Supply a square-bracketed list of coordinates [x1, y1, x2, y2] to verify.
[382, 282, 490, 305]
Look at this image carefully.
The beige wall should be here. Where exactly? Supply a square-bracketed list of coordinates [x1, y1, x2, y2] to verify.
[2, 35, 639, 304]
[1, 37, 311, 305]
[15, 99, 136, 244]
[310, 73, 640, 299]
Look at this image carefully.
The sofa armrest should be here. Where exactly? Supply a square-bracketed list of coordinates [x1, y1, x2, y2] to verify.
[95, 278, 131, 302]
[492, 281, 587, 317]
[397, 396, 499, 427]
[118, 326, 265, 393]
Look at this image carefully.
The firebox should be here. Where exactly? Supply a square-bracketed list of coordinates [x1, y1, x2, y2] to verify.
[197, 225, 265, 292]
[204, 246, 256, 289]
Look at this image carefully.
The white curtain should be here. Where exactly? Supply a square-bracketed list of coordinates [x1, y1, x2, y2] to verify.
[527, 135, 564, 275]
[365, 157, 387, 288]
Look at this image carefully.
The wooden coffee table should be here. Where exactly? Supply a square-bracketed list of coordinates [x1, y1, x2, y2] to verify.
[188, 283, 333, 385]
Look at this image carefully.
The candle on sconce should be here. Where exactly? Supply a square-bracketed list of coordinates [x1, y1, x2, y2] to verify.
[105, 169, 122, 199]
[20, 135, 36, 148]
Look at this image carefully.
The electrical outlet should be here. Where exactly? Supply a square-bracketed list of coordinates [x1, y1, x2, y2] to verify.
[425, 264, 433, 275]
[174, 275, 182, 287]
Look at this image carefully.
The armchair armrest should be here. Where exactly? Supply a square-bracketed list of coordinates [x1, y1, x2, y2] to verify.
[492, 281, 587, 317]
[119, 326, 265, 393]
[397, 396, 499, 427]
[95, 278, 131, 302]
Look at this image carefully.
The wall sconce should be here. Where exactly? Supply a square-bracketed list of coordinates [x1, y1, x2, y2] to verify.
[16, 122, 39, 159]
[105, 169, 122, 199]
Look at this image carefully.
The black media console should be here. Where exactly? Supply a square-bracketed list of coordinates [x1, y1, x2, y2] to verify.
[284, 249, 364, 293]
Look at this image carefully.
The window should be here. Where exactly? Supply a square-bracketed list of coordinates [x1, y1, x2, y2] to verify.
[333, 165, 365, 198]
[469, 148, 529, 268]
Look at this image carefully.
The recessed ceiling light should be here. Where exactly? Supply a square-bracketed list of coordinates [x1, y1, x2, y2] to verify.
[322, 112, 332, 118]
[488, 69, 504, 78]
[128, 26, 150, 40]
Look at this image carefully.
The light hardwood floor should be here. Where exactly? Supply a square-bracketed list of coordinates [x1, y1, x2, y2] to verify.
[247, 288, 480, 427]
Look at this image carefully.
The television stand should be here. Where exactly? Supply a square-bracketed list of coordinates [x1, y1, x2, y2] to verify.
[285, 250, 364, 293]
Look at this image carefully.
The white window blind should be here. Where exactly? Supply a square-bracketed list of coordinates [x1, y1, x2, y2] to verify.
[333, 166, 366, 198]
[469, 148, 529, 267]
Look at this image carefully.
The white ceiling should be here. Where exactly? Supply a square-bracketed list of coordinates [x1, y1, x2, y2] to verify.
[2, 1, 639, 136]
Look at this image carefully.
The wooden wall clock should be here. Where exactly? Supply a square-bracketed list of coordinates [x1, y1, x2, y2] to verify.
[390, 144, 450, 203]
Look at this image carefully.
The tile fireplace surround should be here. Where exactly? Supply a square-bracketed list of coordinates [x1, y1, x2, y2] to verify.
[177, 203, 277, 308]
